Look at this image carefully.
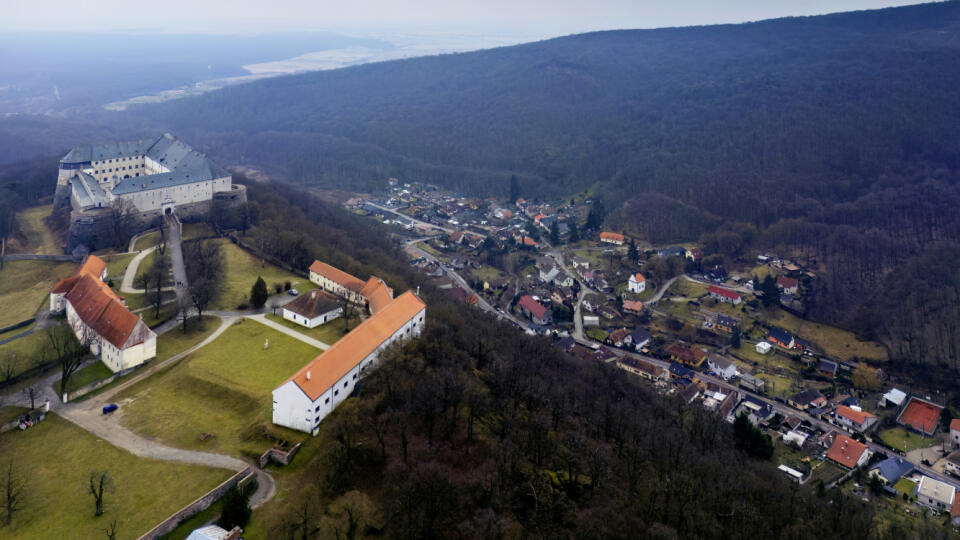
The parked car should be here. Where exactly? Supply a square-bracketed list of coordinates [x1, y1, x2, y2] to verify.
[288, 289, 299, 296]
[102, 404, 119, 415]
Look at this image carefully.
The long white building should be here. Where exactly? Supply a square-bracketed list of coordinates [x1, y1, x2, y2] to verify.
[50, 255, 156, 374]
[272, 290, 425, 435]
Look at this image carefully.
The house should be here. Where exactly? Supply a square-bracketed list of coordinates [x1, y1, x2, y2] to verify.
[717, 391, 741, 420]
[707, 285, 741, 305]
[869, 457, 914, 485]
[666, 343, 707, 368]
[619, 357, 666, 381]
[555, 336, 577, 352]
[686, 247, 703, 261]
[570, 256, 590, 270]
[767, 326, 796, 349]
[606, 328, 632, 347]
[707, 354, 738, 380]
[309, 261, 367, 304]
[916, 476, 956, 512]
[272, 291, 426, 435]
[783, 430, 809, 448]
[448, 287, 479, 306]
[715, 314, 738, 334]
[739, 373, 766, 393]
[628, 273, 646, 294]
[788, 388, 826, 410]
[735, 395, 775, 425]
[944, 450, 960, 477]
[882, 388, 908, 408]
[583, 315, 600, 327]
[553, 271, 574, 288]
[449, 230, 464, 244]
[186, 525, 243, 540]
[625, 327, 651, 351]
[668, 362, 699, 384]
[755, 341, 772, 355]
[951, 419, 960, 448]
[622, 299, 644, 316]
[537, 258, 560, 283]
[818, 359, 838, 379]
[835, 405, 877, 432]
[776, 275, 799, 295]
[49, 255, 156, 374]
[282, 290, 343, 329]
[659, 246, 687, 258]
[600, 232, 624, 245]
[896, 396, 943, 436]
[680, 384, 701, 404]
[519, 295, 552, 325]
[826, 434, 870, 470]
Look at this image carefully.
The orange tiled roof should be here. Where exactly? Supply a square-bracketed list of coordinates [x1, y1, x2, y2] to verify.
[827, 434, 868, 469]
[632, 273, 646, 283]
[288, 291, 426, 400]
[361, 277, 394, 314]
[64, 274, 142, 348]
[600, 232, 624, 242]
[309, 260, 366, 292]
[837, 405, 875, 426]
[78, 255, 107, 279]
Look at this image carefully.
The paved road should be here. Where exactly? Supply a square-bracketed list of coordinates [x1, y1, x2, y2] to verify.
[247, 313, 330, 350]
[366, 202, 454, 233]
[165, 214, 190, 309]
[119, 246, 175, 295]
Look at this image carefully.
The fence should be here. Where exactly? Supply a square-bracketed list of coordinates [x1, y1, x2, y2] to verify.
[0, 318, 35, 336]
[137, 467, 255, 540]
[65, 361, 151, 402]
[258, 442, 302, 468]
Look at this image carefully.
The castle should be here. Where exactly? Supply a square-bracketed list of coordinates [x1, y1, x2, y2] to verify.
[57, 133, 245, 249]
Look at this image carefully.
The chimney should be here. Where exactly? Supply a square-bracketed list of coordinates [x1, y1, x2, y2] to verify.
[306, 371, 311, 381]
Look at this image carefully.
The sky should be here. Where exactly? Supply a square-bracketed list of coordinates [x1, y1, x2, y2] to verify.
[0, 0, 928, 36]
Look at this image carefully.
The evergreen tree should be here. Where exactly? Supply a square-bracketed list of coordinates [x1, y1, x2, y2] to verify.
[760, 275, 780, 307]
[509, 175, 520, 203]
[568, 221, 579, 243]
[217, 483, 253, 530]
[550, 221, 560, 244]
[627, 239, 639, 264]
[731, 326, 741, 348]
[250, 276, 269, 308]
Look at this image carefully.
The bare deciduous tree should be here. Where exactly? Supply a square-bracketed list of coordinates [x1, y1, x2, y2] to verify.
[340, 297, 357, 333]
[4, 462, 24, 526]
[103, 519, 118, 540]
[49, 325, 88, 402]
[21, 384, 40, 410]
[88, 471, 111, 517]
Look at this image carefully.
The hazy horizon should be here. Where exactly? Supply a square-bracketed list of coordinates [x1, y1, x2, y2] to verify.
[0, 0, 930, 38]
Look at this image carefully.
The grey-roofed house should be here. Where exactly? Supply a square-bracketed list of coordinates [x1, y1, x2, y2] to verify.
[869, 457, 914, 485]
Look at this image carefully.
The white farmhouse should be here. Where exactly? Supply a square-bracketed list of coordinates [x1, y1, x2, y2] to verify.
[282, 289, 342, 328]
[755, 341, 772, 355]
[272, 291, 426, 435]
[49, 255, 156, 374]
[628, 273, 646, 294]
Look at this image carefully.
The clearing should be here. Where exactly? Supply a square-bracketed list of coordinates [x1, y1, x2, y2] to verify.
[210, 239, 311, 310]
[8, 204, 58, 254]
[0, 414, 232, 539]
[0, 259, 76, 328]
[879, 427, 937, 453]
[116, 320, 317, 455]
[761, 309, 887, 362]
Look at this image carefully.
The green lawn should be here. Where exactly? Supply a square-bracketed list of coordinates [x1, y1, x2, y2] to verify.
[62, 361, 114, 394]
[264, 314, 348, 346]
[135, 249, 173, 286]
[893, 477, 916, 498]
[0, 406, 28, 424]
[879, 427, 937, 453]
[587, 328, 608, 341]
[210, 239, 310, 310]
[9, 204, 57, 254]
[755, 373, 798, 399]
[0, 325, 68, 381]
[0, 322, 34, 342]
[0, 259, 76, 328]
[156, 316, 223, 361]
[133, 230, 163, 251]
[116, 320, 317, 456]
[102, 252, 137, 283]
[762, 308, 887, 362]
[142, 301, 179, 328]
[0, 414, 233, 539]
[808, 460, 847, 486]
[670, 279, 710, 298]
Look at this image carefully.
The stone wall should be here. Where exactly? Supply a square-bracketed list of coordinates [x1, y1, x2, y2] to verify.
[137, 467, 255, 540]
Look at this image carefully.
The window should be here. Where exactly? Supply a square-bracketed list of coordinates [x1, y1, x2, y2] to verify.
[343, 381, 348, 388]
[315, 406, 320, 412]
[352, 374, 357, 380]
[325, 398, 330, 404]
[334, 390, 339, 396]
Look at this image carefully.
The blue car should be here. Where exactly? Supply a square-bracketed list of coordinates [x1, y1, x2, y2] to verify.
[102, 404, 119, 415]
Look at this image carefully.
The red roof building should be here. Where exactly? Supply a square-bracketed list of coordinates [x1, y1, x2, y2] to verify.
[600, 232, 625, 245]
[827, 434, 869, 469]
[666, 343, 707, 367]
[519, 295, 550, 324]
[708, 285, 742, 304]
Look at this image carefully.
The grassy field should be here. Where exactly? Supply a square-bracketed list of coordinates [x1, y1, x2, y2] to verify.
[879, 427, 937, 453]
[9, 204, 58, 254]
[0, 259, 76, 328]
[761, 308, 887, 362]
[808, 460, 847, 486]
[102, 252, 137, 283]
[669, 279, 710, 299]
[0, 322, 34, 342]
[747, 264, 775, 281]
[210, 239, 309, 310]
[0, 326, 65, 381]
[62, 361, 114, 394]
[134, 223, 216, 252]
[264, 314, 347, 346]
[156, 316, 223, 361]
[0, 406, 27, 424]
[755, 372, 799, 399]
[116, 320, 317, 456]
[893, 477, 916, 498]
[0, 414, 233, 539]
[135, 249, 173, 286]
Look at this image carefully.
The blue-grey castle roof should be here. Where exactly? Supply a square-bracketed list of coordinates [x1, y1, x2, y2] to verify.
[61, 134, 229, 195]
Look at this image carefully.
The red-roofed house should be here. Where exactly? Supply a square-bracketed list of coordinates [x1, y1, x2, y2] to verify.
[622, 300, 644, 315]
[49, 255, 155, 374]
[272, 291, 426, 435]
[309, 260, 366, 303]
[777, 275, 799, 295]
[708, 285, 741, 305]
[600, 232, 624, 245]
[628, 273, 646, 294]
[666, 343, 707, 368]
[835, 405, 877, 432]
[519, 295, 551, 325]
[827, 434, 870, 469]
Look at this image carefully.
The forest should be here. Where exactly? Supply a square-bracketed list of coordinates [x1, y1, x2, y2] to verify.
[4, 2, 960, 364]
